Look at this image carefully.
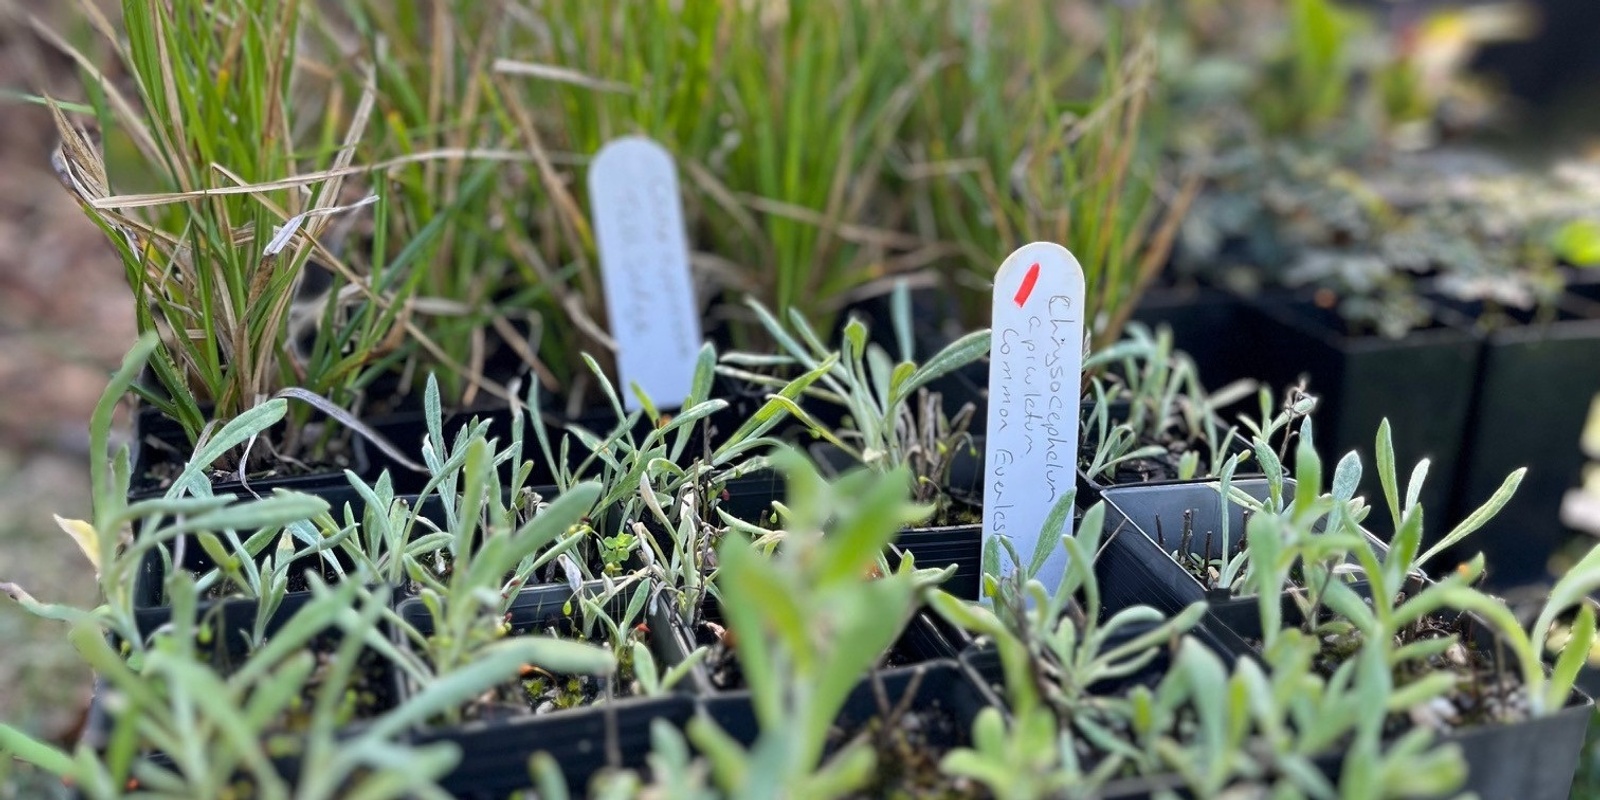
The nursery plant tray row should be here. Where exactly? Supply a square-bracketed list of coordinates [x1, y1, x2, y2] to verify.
[93, 574, 983, 796]
[97, 464, 1596, 798]
[1151, 284, 1600, 588]
[111, 281, 1599, 796]
[126, 390, 757, 502]
[1090, 476, 1594, 800]
[866, 281, 1600, 589]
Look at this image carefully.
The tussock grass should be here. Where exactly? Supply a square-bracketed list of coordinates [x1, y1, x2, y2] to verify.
[30, 0, 1179, 431]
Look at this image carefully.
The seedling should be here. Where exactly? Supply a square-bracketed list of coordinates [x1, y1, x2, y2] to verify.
[931, 496, 1206, 794]
[1081, 323, 1254, 485]
[720, 295, 989, 515]
[681, 449, 943, 798]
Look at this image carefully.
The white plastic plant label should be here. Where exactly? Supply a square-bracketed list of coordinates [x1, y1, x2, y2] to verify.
[983, 242, 1086, 593]
[588, 136, 702, 410]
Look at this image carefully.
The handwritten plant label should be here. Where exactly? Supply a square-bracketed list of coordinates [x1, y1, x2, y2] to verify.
[983, 242, 1085, 592]
[588, 136, 702, 410]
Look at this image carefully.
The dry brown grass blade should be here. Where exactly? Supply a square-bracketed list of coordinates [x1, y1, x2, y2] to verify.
[248, 56, 380, 404]
[462, 325, 487, 408]
[496, 75, 620, 366]
[683, 158, 771, 264]
[46, 100, 110, 202]
[44, 98, 176, 299]
[497, 70, 604, 332]
[87, 166, 369, 209]
[876, 241, 966, 279]
[493, 58, 635, 94]
[827, 268, 944, 312]
[895, 157, 989, 181]
[29, 4, 164, 167]
[817, 53, 951, 299]
[428, 2, 450, 199]
[735, 194, 927, 250]
[497, 74, 594, 249]
[84, 148, 573, 210]
[148, 3, 194, 193]
[490, 313, 560, 392]
[689, 251, 762, 294]
[976, 166, 1016, 253]
[503, 223, 616, 352]
[302, 59, 378, 241]
[1100, 171, 1203, 348]
[438, 7, 508, 266]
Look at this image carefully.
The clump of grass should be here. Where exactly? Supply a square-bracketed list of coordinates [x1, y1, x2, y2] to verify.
[41, 0, 408, 464]
[501, 0, 950, 347]
[34, 0, 1199, 449]
[909, 3, 1191, 346]
[311, 1, 592, 406]
[505, 1, 1180, 353]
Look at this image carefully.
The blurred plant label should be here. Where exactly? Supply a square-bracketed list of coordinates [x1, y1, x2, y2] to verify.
[589, 136, 702, 410]
[984, 242, 1085, 592]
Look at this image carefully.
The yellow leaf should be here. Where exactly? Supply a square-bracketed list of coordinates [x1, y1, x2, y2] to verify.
[1581, 396, 1600, 459]
[54, 516, 101, 578]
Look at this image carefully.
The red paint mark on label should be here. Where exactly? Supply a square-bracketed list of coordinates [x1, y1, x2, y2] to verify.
[1013, 262, 1042, 307]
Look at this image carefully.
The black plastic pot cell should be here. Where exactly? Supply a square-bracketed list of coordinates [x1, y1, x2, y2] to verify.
[360, 405, 620, 495]
[1106, 596, 1592, 799]
[807, 433, 985, 506]
[390, 582, 705, 794]
[959, 618, 1259, 799]
[86, 592, 401, 754]
[1076, 389, 1259, 503]
[1095, 478, 1280, 617]
[898, 521, 983, 598]
[862, 301, 993, 439]
[683, 471, 778, 530]
[891, 529, 983, 655]
[1441, 285, 1600, 587]
[130, 532, 358, 611]
[716, 467, 986, 602]
[837, 286, 988, 413]
[1240, 295, 1483, 543]
[413, 693, 696, 799]
[894, 509, 1105, 657]
[364, 384, 753, 495]
[391, 581, 709, 797]
[676, 592, 957, 693]
[390, 582, 716, 800]
[127, 487, 454, 610]
[696, 659, 999, 796]
[1130, 284, 1257, 398]
[1078, 425, 1260, 502]
[1203, 588, 1367, 666]
[1097, 478, 1389, 639]
[1216, 587, 1594, 800]
[837, 286, 966, 357]
[885, 543, 978, 658]
[1447, 695, 1595, 800]
[395, 580, 710, 704]
[128, 406, 370, 502]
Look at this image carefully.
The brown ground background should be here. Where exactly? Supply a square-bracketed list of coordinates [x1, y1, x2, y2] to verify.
[0, 4, 136, 791]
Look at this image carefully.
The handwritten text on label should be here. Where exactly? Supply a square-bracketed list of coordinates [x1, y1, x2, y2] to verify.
[983, 242, 1086, 593]
[588, 136, 702, 410]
